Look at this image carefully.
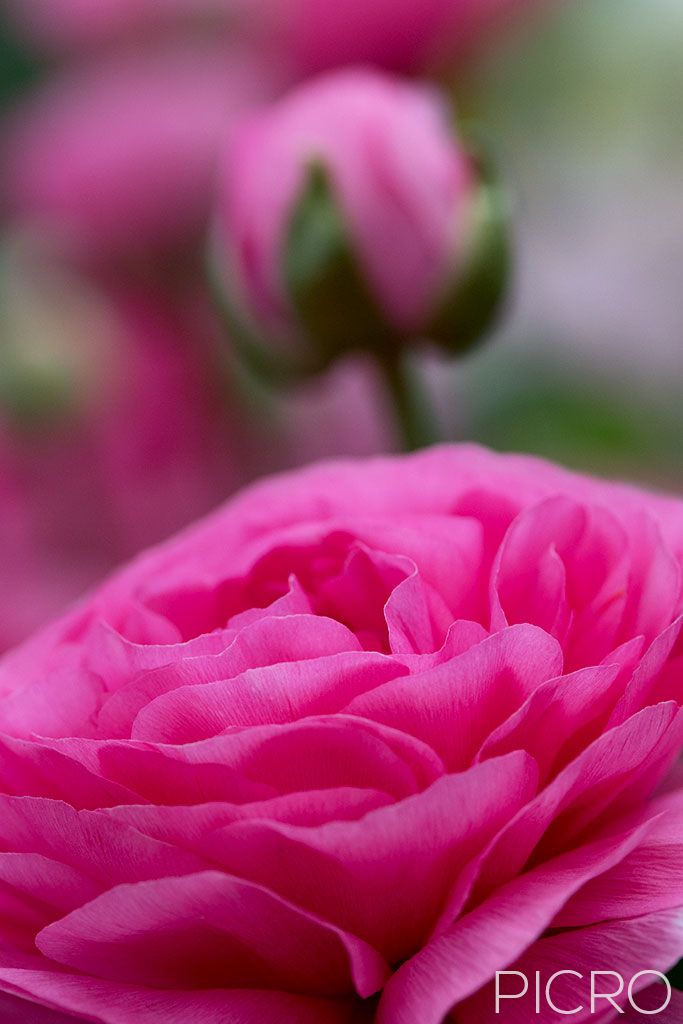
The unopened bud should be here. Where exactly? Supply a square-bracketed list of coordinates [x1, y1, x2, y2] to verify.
[213, 69, 510, 378]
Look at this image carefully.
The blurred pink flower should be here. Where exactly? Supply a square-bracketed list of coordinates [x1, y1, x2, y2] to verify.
[262, 0, 540, 76]
[2, 0, 246, 51]
[0, 239, 238, 650]
[2, 44, 279, 262]
[0, 445, 682, 1020]
[242, 355, 396, 477]
[216, 69, 485, 359]
[0, 438, 76, 652]
[5, 0, 538, 75]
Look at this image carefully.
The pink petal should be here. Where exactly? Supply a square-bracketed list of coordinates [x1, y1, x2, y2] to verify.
[86, 714, 442, 803]
[97, 612, 363, 739]
[131, 650, 404, 743]
[555, 789, 683, 927]
[0, 945, 360, 1024]
[377, 818, 660, 1024]
[101, 787, 395, 845]
[474, 702, 682, 900]
[610, 616, 683, 725]
[0, 734, 139, 809]
[477, 659, 628, 782]
[197, 751, 537, 962]
[0, 991, 78, 1023]
[36, 871, 389, 997]
[459, 909, 683, 1022]
[347, 625, 562, 770]
[0, 796, 205, 883]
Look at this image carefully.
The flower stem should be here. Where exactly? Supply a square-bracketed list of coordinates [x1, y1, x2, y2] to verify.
[378, 349, 440, 452]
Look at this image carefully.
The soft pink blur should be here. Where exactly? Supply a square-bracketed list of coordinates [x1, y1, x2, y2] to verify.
[0, 241, 239, 651]
[2, 0, 246, 51]
[5, 0, 539, 75]
[265, 0, 540, 75]
[0, 438, 79, 653]
[243, 355, 396, 477]
[0, 233, 397, 651]
[218, 69, 476, 343]
[0, 446, 682, 1019]
[2, 44, 280, 262]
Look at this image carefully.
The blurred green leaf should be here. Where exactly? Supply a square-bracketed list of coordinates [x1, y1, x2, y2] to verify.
[0, 17, 43, 110]
[466, 354, 683, 482]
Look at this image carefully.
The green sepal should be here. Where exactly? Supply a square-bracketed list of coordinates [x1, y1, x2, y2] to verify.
[284, 162, 397, 369]
[427, 149, 511, 356]
[205, 236, 313, 387]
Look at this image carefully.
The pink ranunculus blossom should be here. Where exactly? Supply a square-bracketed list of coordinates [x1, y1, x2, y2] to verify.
[215, 69, 501, 365]
[0, 444, 683, 1021]
[1, 43, 279, 263]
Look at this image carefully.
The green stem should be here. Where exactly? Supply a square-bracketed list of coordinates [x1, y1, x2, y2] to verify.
[378, 349, 440, 452]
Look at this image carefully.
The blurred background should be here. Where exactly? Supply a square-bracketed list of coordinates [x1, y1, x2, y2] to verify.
[459, 0, 683, 482]
[0, 0, 682, 651]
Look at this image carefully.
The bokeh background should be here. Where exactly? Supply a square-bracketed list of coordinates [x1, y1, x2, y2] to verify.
[459, 0, 683, 482]
[0, 0, 682, 652]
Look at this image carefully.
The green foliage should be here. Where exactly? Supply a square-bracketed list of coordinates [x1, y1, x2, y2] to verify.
[467, 354, 683, 481]
[0, 17, 43, 110]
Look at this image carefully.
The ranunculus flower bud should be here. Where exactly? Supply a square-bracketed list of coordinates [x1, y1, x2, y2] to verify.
[214, 69, 509, 376]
